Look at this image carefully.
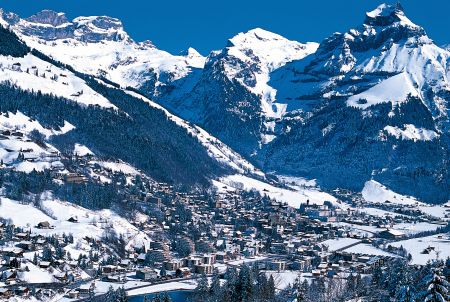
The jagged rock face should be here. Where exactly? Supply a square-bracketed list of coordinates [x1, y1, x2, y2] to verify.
[1, 9, 205, 100]
[26, 10, 69, 26]
[154, 28, 318, 156]
[4, 10, 128, 42]
[13, 10, 74, 40]
[73, 16, 128, 42]
[265, 3, 450, 203]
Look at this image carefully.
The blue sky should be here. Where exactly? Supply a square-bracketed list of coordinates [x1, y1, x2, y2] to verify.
[1, 0, 448, 55]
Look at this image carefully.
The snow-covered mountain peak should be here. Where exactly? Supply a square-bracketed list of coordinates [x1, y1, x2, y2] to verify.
[364, 3, 416, 28]
[227, 27, 317, 71]
[1, 8, 129, 43]
[180, 47, 205, 68]
[26, 9, 69, 27]
[72, 15, 129, 42]
[230, 27, 285, 45]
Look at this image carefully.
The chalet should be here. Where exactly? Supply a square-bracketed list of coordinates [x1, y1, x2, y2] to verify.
[268, 260, 287, 271]
[15, 286, 30, 297]
[1, 247, 24, 258]
[15, 232, 30, 240]
[119, 259, 131, 268]
[67, 291, 80, 299]
[101, 265, 117, 274]
[67, 216, 79, 223]
[78, 282, 96, 296]
[16, 241, 33, 251]
[195, 264, 214, 275]
[136, 268, 158, 280]
[164, 259, 182, 271]
[2, 270, 17, 282]
[37, 221, 52, 229]
[39, 261, 52, 269]
[377, 229, 405, 240]
[65, 173, 88, 184]
[0, 288, 13, 299]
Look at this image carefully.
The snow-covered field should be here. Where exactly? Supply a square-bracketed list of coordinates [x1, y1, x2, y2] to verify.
[391, 234, 450, 265]
[0, 194, 151, 256]
[361, 180, 420, 206]
[0, 53, 116, 109]
[0, 111, 68, 173]
[321, 238, 361, 251]
[342, 244, 397, 257]
[216, 174, 338, 208]
[126, 280, 197, 297]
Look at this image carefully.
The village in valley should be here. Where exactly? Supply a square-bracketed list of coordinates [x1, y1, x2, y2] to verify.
[0, 157, 449, 301]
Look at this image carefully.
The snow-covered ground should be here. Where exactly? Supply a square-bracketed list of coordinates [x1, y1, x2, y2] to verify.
[391, 222, 442, 235]
[216, 174, 338, 208]
[265, 270, 299, 290]
[0, 194, 151, 256]
[359, 207, 407, 218]
[321, 238, 361, 251]
[342, 244, 397, 257]
[0, 53, 116, 109]
[0, 111, 68, 173]
[391, 234, 450, 265]
[361, 180, 421, 206]
[347, 72, 419, 110]
[126, 280, 197, 296]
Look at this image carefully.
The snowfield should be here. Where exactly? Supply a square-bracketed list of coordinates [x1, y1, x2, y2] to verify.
[362, 180, 421, 206]
[347, 72, 419, 110]
[216, 174, 338, 208]
[391, 234, 450, 265]
[321, 238, 361, 252]
[0, 195, 151, 254]
[0, 53, 116, 109]
[383, 124, 439, 141]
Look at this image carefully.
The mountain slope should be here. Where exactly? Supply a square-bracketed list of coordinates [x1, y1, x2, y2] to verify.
[265, 3, 449, 203]
[6, 14, 318, 157]
[0, 25, 259, 186]
[0, 9, 205, 100]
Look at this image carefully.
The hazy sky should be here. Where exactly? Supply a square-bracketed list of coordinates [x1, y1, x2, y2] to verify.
[1, 0, 448, 55]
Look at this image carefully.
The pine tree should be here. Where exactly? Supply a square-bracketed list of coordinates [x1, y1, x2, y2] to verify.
[116, 287, 128, 302]
[161, 292, 171, 302]
[143, 295, 151, 302]
[194, 273, 209, 301]
[209, 268, 221, 299]
[267, 275, 276, 301]
[151, 293, 161, 302]
[444, 257, 450, 282]
[395, 285, 415, 302]
[424, 269, 449, 302]
[33, 252, 38, 265]
[297, 279, 309, 302]
[238, 264, 254, 302]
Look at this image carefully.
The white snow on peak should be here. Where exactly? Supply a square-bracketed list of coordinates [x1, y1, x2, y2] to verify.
[366, 3, 399, 18]
[183, 47, 205, 68]
[365, 3, 417, 28]
[229, 27, 318, 71]
[18, 35, 206, 90]
[224, 28, 318, 124]
[347, 72, 419, 109]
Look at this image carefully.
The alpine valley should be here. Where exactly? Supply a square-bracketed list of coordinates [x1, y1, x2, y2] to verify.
[0, 3, 449, 302]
